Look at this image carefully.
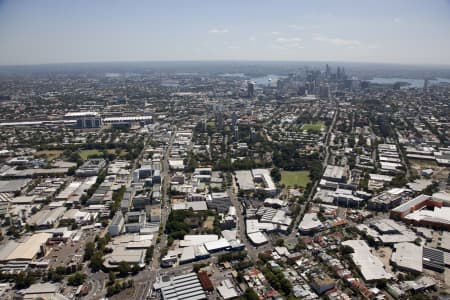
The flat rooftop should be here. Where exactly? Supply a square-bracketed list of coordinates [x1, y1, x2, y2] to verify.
[342, 240, 392, 282]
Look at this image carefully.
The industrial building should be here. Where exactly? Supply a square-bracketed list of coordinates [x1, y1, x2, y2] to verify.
[108, 211, 124, 236]
[26, 207, 67, 229]
[234, 169, 277, 195]
[342, 240, 392, 282]
[298, 213, 324, 235]
[64, 112, 102, 129]
[322, 165, 348, 183]
[390, 242, 423, 273]
[357, 219, 417, 245]
[367, 188, 404, 211]
[217, 279, 239, 299]
[207, 192, 231, 213]
[75, 158, 106, 177]
[0, 233, 52, 262]
[153, 272, 207, 300]
[391, 194, 450, 230]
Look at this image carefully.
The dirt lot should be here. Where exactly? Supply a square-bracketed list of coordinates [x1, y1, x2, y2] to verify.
[202, 216, 215, 230]
[373, 246, 393, 273]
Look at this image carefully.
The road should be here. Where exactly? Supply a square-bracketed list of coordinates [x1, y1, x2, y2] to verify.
[227, 181, 260, 261]
[134, 127, 176, 300]
[288, 102, 338, 239]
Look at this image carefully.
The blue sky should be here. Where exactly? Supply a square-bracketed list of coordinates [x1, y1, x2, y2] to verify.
[1, 0, 450, 65]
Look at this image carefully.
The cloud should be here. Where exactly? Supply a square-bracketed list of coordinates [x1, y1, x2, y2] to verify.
[249, 36, 256, 41]
[288, 24, 305, 31]
[313, 35, 361, 47]
[208, 28, 229, 34]
[272, 42, 304, 50]
[270, 31, 281, 35]
[275, 37, 302, 43]
[227, 45, 240, 49]
[367, 44, 380, 49]
[393, 17, 401, 23]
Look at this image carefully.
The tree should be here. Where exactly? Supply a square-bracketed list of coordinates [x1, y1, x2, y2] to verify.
[108, 272, 116, 285]
[46, 268, 63, 282]
[118, 261, 131, 277]
[340, 245, 354, 256]
[84, 242, 95, 261]
[270, 167, 281, 182]
[145, 246, 154, 263]
[240, 288, 259, 300]
[89, 251, 104, 272]
[274, 239, 284, 247]
[14, 272, 36, 289]
[68, 272, 86, 286]
[131, 264, 140, 275]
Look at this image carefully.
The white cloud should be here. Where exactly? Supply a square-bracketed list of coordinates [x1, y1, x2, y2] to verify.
[275, 37, 302, 43]
[249, 36, 256, 41]
[272, 42, 304, 50]
[288, 24, 305, 31]
[313, 35, 361, 47]
[270, 31, 281, 35]
[208, 28, 229, 34]
[393, 17, 401, 23]
[227, 45, 240, 49]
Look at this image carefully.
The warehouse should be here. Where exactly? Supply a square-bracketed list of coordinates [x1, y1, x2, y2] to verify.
[322, 165, 348, 183]
[0, 179, 31, 193]
[180, 235, 218, 247]
[217, 279, 239, 299]
[0, 233, 52, 262]
[103, 246, 146, 269]
[342, 240, 392, 282]
[234, 170, 255, 191]
[204, 238, 231, 252]
[390, 242, 423, 273]
[154, 272, 207, 300]
[26, 207, 67, 229]
[247, 231, 268, 245]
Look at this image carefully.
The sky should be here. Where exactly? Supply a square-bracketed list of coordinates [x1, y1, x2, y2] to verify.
[1, 0, 450, 65]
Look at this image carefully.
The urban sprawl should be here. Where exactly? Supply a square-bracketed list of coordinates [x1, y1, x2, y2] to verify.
[0, 63, 449, 300]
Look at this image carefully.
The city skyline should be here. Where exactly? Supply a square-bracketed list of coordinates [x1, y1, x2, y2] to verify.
[1, 0, 450, 66]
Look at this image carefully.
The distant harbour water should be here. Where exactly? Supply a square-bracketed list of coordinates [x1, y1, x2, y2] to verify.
[250, 74, 288, 85]
[369, 77, 450, 88]
[219, 73, 288, 85]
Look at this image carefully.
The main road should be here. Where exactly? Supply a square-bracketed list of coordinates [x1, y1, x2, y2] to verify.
[134, 127, 176, 300]
[288, 101, 338, 239]
[227, 179, 260, 262]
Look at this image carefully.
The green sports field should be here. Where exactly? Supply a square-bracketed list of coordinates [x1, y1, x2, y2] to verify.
[281, 171, 310, 188]
[302, 122, 324, 132]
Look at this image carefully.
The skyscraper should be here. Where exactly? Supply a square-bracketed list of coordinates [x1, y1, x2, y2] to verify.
[247, 81, 255, 98]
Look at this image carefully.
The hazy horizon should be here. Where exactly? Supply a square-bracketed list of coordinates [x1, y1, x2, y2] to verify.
[1, 0, 450, 66]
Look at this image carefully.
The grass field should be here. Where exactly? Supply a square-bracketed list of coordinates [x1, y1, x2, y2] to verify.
[281, 170, 310, 188]
[34, 150, 63, 160]
[79, 149, 126, 160]
[79, 149, 103, 160]
[302, 122, 324, 132]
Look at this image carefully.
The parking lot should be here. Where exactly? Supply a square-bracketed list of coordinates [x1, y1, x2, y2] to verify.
[47, 228, 98, 268]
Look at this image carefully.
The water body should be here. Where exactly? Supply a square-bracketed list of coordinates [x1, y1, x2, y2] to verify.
[250, 74, 288, 85]
[219, 73, 246, 77]
[369, 77, 450, 88]
[105, 72, 121, 78]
